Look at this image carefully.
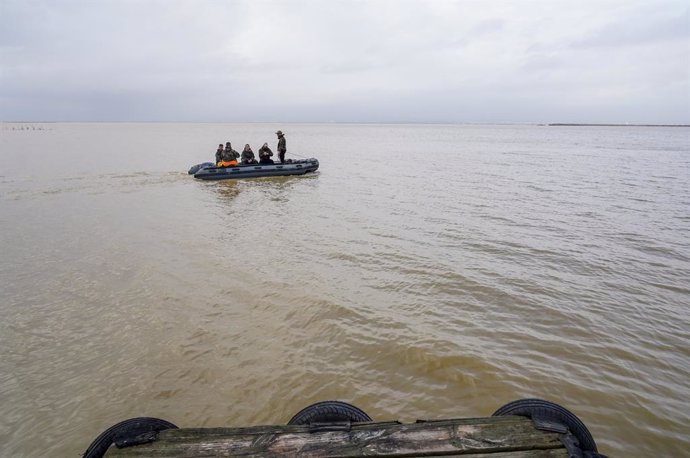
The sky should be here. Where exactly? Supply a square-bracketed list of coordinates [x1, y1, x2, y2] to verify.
[1, 0, 688, 124]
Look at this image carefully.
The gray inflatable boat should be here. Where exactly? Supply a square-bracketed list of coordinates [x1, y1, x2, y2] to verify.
[190, 158, 319, 180]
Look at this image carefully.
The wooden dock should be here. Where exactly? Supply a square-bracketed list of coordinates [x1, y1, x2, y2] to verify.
[104, 415, 572, 457]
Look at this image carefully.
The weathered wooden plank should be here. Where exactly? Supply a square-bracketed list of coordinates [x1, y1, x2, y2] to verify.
[413, 452, 568, 458]
[106, 416, 567, 457]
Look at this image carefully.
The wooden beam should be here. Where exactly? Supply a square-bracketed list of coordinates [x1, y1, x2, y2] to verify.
[106, 416, 568, 457]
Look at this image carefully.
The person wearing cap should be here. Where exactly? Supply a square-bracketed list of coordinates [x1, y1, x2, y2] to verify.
[258, 142, 274, 164]
[215, 143, 224, 165]
[276, 130, 287, 163]
[220, 141, 239, 166]
[241, 144, 258, 164]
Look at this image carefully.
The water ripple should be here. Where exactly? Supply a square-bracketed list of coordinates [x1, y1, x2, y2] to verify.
[1, 123, 689, 456]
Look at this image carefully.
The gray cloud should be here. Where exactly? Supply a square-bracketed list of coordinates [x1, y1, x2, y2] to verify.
[1, 0, 688, 123]
[572, 6, 689, 48]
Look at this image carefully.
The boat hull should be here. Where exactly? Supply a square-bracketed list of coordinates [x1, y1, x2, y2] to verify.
[193, 158, 319, 180]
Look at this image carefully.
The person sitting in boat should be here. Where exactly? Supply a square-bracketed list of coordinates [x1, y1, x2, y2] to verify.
[215, 144, 224, 164]
[258, 143, 274, 164]
[219, 142, 239, 167]
[241, 144, 258, 164]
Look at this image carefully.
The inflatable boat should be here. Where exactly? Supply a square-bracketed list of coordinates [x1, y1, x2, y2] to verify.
[189, 158, 319, 180]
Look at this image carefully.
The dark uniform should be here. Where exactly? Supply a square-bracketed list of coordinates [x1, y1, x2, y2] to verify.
[276, 130, 286, 163]
[221, 142, 239, 162]
[215, 144, 224, 164]
[241, 144, 257, 164]
[258, 143, 274, 164]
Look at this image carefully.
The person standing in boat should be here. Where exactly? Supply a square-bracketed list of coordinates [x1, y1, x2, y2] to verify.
[220, 141, 239, 166]
[241, 144, 258, 164]
[276, 130, 287, 163]
[215, 143, 224, 165]
[258, 142, 274, 164]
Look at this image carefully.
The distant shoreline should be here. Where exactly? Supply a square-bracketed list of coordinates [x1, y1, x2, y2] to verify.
[547, 123, 690, 127]
[2, 121, 689, 127]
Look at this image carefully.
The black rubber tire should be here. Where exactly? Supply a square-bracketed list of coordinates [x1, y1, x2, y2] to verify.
[287, 401, 372, 425]
[82, 417, 178, 458]
[492, 398, 597, 453]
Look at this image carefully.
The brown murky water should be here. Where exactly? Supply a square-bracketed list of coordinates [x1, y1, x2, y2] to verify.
[1, 123, 689, 456]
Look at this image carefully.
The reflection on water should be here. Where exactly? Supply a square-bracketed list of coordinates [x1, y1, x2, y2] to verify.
[202, 173, 320, 205]
[208, 179, 242, 200]
[0, 123, 689, 457]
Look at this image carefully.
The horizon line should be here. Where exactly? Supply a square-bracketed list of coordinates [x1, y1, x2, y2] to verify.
[2, 120, 689, 127]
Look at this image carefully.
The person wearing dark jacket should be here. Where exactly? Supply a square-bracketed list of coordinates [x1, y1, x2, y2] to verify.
[215, 143, 224, 164]
[276, 130, 286, 163]
[258, 142, 274, 164]
[221, 142, 240, 164]
[241, 144, 258, 164]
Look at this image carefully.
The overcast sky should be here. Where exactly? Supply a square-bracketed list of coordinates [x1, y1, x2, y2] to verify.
[1, 0, 688, 123]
